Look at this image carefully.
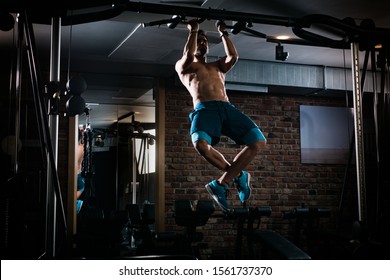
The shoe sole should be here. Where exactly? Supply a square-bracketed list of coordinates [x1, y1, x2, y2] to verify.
[205, 184, 231, 212]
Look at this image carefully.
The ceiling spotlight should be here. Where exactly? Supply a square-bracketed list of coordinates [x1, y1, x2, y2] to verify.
[94, 135, 104, 147]
[275, 43, 289, 61]
[276, 35, 290, 40]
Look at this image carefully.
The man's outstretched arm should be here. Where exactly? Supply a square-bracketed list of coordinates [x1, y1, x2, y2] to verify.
[218, 23, 238, 73]
[175, 19, 199, 74]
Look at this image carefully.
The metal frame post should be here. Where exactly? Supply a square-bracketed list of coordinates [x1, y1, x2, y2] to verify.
[45, 16, 61, 258]
[350, 42, 367, 223]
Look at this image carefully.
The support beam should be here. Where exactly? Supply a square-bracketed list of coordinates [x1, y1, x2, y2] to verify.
[67, 116, 78, 253]
[350, 42, 367, 223]
[45, 16, 62, 259]
[155, 79, 166, 232]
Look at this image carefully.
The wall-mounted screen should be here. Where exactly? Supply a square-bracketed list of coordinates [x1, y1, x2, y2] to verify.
[300, 105, 354, 164]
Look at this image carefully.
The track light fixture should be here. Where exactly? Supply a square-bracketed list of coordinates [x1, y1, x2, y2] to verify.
[275, 43, 289, 61]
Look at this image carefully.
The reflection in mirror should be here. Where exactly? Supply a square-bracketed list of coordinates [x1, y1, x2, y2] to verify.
[77, 98, 156, 217]
[116, 108, 156, 211]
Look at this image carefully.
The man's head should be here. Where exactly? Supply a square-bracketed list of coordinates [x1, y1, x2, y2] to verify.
[195, 29, 208, 57]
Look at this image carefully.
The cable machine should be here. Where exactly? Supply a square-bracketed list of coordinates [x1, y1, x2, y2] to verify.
[126, 117, 156, 207]
[1, 12, 67, 259]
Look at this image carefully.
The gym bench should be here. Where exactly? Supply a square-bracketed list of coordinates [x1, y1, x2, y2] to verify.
[254, 230, 311, 260]
[221, 206, 311, 260]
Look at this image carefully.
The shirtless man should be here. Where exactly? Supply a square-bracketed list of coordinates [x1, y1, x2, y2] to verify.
[175, 19, 267, 212]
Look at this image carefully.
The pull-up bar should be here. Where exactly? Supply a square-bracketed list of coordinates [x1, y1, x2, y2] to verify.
[10, 1, 390, 49]
[123, 1, 390, 49]
[124, 1, 299, 28]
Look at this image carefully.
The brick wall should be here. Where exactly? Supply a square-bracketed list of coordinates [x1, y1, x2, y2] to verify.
[164, 86, 354, 258]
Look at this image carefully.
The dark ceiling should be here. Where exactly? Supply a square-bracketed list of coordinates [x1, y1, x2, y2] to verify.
[2, 0, 390, 129]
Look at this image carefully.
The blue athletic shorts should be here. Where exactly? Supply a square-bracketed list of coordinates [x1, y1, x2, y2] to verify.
[189, 101, 266, 146]
[77, 173, 85, 192]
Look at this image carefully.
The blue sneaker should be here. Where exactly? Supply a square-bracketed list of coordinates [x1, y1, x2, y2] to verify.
[76, 199, 83, 214]
[233, 171, 252, 202]
[205, 180, 231, 212]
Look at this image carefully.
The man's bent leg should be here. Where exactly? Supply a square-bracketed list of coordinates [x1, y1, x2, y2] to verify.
[219, 139, 266, 185]
[194, 139, 230, 173]
[193, 138, 233, 212]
